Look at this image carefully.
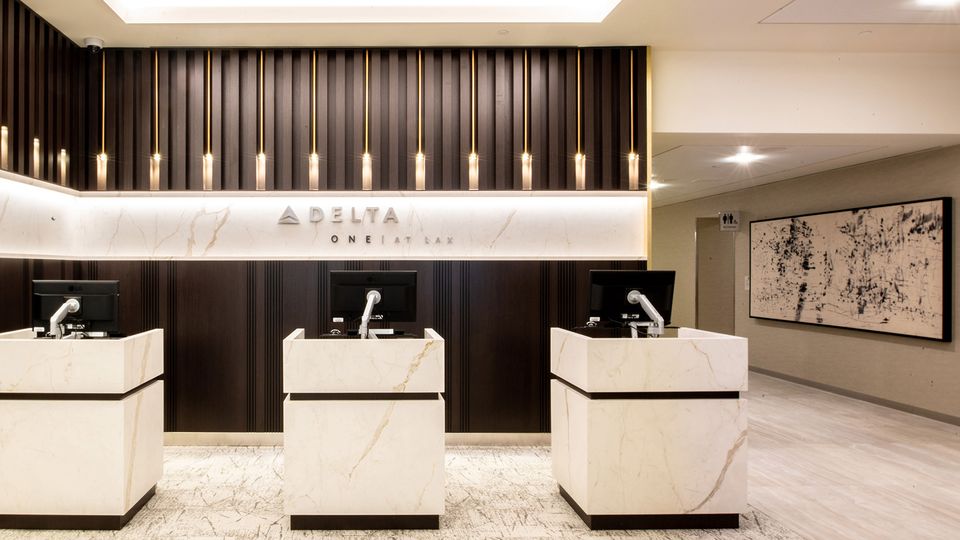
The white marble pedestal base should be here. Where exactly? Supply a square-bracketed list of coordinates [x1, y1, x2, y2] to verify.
[284, 396, 445, 529]
[552, 380, 747, 529]
[0, 381, 164, 529]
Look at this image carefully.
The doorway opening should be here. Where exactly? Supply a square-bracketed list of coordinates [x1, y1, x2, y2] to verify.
[695, 217, 735, 334]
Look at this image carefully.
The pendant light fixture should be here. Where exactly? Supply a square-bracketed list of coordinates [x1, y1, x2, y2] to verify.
[362, 49, 373, 191]
[150, 49, 161, 190]
[256, 50, 266, 191]
[574, 48, 585, 191]
[627, 49, 640, 191]
[521, 49, 532, 190]
[97, 53, 108, 190]
[468, 49, 479, 191]
[202, 50, 214, 190]
[58, 149, 68, 186]
[32, 137, 41, 178]
[309, 50, 320, 190]
[0, 125, 8, 170]
[415, 49, 425, 191]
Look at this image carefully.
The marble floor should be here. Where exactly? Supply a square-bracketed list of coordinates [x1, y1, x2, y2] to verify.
[747, 373, 960, 540]
[2, 372, 959, 539]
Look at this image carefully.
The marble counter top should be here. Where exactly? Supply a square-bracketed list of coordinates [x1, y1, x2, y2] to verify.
[0, 329, 164, 394]
[282, 328, 444, 394]
[550, 327, 748, 393]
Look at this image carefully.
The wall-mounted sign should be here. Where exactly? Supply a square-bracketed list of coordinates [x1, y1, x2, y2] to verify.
[719, 211, 740, 232]
[0, 172, 648, 261]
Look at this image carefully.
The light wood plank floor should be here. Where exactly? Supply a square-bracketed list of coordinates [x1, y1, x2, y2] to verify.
[748, 372, 960, 540]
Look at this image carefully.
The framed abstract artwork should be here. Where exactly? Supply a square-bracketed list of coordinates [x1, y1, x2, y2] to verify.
[750, 198, 952, 341]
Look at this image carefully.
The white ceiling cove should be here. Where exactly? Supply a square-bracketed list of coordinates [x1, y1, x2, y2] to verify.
[101, 0, 622, 24]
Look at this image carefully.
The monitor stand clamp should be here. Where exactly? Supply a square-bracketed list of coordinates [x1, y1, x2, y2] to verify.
[358, 290, 382, 340]
[48, 298, 80, 340]
[627, 290, 664, 338]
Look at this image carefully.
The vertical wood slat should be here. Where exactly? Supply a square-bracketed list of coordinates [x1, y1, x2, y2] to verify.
[0, 0, 85, 187]
[0, 37, 646, 192]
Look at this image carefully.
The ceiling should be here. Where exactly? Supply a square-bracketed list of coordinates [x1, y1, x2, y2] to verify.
[763, 0, 960, 24]
[650, 134, 960, 207]
[21, 0, 960, 51]
[20, 0, 960, 207]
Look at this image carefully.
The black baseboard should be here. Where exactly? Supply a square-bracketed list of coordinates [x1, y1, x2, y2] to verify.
[0, 485, 155, 530]
[290, 514, 440, 530]
[559, 486, 739, 530]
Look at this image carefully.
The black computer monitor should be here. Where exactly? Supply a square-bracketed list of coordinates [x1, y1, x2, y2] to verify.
[588, 270, 675, 326]
[32, 280, 120, 336]
[330, 271, 417, 323]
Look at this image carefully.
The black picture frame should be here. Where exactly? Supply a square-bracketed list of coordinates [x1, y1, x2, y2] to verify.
[749, 197, 952, 342]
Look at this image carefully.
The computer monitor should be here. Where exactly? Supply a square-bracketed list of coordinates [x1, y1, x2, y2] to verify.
[32, 280, 120, 337]
[330, 271, 417, 323]
[588, 270, 675, 327]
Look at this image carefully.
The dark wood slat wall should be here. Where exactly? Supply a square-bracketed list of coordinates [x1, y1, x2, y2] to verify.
[0, 0, 86, 188]
[0, 259, 644, 433]
[80, 46, 646, 191]
[1, 9, 647, 191]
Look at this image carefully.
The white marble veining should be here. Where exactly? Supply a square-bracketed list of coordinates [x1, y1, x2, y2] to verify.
[552, 380, 748, 516]
[551, 327, 748, 393]
[283, 329, 446, 520]
[0, 171, 648, 261]
[0, 329, 163, 394]
[284, 396, 446, 516]
[283, 328, 444, 393]
[0, 381, 163, 516]
[550, 327, 748, 518]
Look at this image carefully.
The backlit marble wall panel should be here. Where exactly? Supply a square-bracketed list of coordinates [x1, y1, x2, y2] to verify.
[0, 172, 648, 261]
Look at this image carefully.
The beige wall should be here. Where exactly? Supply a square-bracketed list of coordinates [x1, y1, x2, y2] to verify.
[653, 51, 960, 135]
[653, 145, 960, 422]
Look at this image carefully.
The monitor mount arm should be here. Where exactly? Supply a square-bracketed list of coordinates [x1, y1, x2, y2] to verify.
[358, 290, 382, 340]
[627, 290, 664, 338]
[49, 298, 80, 340]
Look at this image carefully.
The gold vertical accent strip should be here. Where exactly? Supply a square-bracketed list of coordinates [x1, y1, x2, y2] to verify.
[364, 49, 370, 154]
[630, 49, 635, 153]
[523, 49, 528, 154]
[576, 49, 581, 155]
[312, 50, 317, 155]
[471, 49, 476, 154]
[101, 53, 106, 155]
[645, 47, 653, 264]
[154, 50, 159, 155]
[259, 50, 264, 154]
[418, 49, 423, 153]
[206, 50, 212, 154]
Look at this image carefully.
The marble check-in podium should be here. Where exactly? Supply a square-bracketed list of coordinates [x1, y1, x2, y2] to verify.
[550, 327, 748, 530]
[0, 329, 164, 530]
[283, 328, 445, 530]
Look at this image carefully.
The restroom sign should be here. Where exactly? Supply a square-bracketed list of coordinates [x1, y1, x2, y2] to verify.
[719, 211, 740, 232]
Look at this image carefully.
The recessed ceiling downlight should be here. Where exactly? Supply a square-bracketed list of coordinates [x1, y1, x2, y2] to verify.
[722, 147, 765, 165]
[102, 0, 622, 24]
